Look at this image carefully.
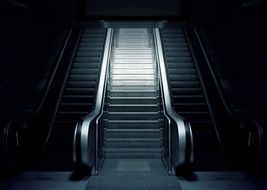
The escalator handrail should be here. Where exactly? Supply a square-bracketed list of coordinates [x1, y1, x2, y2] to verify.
[73, 28, 113, 168]
[153, 28, 194, 168]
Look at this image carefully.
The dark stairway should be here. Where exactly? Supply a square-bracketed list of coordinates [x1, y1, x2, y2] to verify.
[34, 28, 107, 170]
[83, 27, 180, 190]
[160, 28, 231, 170]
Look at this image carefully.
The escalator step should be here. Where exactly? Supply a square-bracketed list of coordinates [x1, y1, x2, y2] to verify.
[66, 81, 96, 88]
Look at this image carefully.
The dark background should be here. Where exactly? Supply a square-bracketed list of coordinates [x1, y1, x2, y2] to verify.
[85, 0, 181, 16]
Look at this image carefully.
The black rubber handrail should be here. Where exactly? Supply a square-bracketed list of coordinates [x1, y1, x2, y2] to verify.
[73, 28, 113, 174]
[153, 28, 194, 173]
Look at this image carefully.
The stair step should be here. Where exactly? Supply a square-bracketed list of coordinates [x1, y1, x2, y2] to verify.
[108, 97, 158, 104]
[109, 89, 157, 97]
[107, 120, 160, 129]
[177, 112, 210, 121]
[70, 68, 99, 75]
[163, 46, 189, 51]
[163, 43, 188, 47]
[108, 112, 160, 120]
[105, 151, 161, 158]
[112, 63, 154, 68]
[168, 68, 197, 75]
[169, 75, 198, 81]
[112, 69, 154, 74]
[75, 51, 102, 57]
[77, 46, 103, 52]
[167, 62, 195, 69]
[110, 86, 156, 91]
[74, 57, 101, 62]
[62, 95, 94, 103]
[68, 74, 97, 81]
[72, 62, 100, 68]
[105, 148, 161, 153]
[105, 141, 161, 148]
[172, 87, 202, 95]
[66, 81, 95, 88]
[173, 103, 208, 112]
[114, 55, 153, 59]
[105, 129, 161, 138]
[79, 43, 104, 48]
[80, 38, 105, 43]
[111, 74, 155, 80]
[114, 50, 152, 54]
[113, 59, 154, 64]
[111, 81, 155, 87]
[108, 104, 159, 112]
[173, 95, 205, 103]
[64, 88, 95, 95]
[105, 138, 162, 148]
[171, 81, 200, 88]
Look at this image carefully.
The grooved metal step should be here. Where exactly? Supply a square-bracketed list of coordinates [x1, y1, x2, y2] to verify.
[107, 120, 161, 129]
[105, 128, 161, 138]
[104, 28, 162, 159]
[108, 104, 159, 112]
[108, 112, 160, 120]
[109, 89, 157, 97]
[108, 96, 158, 104]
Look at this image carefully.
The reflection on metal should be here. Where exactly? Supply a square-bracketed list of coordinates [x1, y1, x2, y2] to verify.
[74, 27, 193, 174]
[153, 28, 194, 172]
[73, 28, 113, 174]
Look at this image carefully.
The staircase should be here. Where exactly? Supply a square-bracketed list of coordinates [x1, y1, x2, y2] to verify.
[104, 28, 162, 158]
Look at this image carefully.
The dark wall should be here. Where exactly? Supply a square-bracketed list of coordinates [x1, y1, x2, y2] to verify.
[196, 0, 267, 120]
[190, 0, 214, 22]
[0, 0, 71, 124]
[84, 0, 182, 17]
[54, 0, 77, 21]
[35, 0, 219, 21]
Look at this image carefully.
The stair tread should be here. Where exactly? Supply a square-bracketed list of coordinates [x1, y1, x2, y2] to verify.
[106, 138, 161, 141]
[106, 129, 161, 132]
[108, 96, 158, 99]
[105, 148, 162, 152]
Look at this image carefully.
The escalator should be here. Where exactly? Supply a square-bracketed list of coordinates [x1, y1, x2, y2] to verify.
[105, 28, 162, 158]
[73, 26, 193, 189]
[21, 25, 230, 175]
[74, 27, 193, 178]
[33, 28, 107, 170]
[160, 28, 232, 170]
